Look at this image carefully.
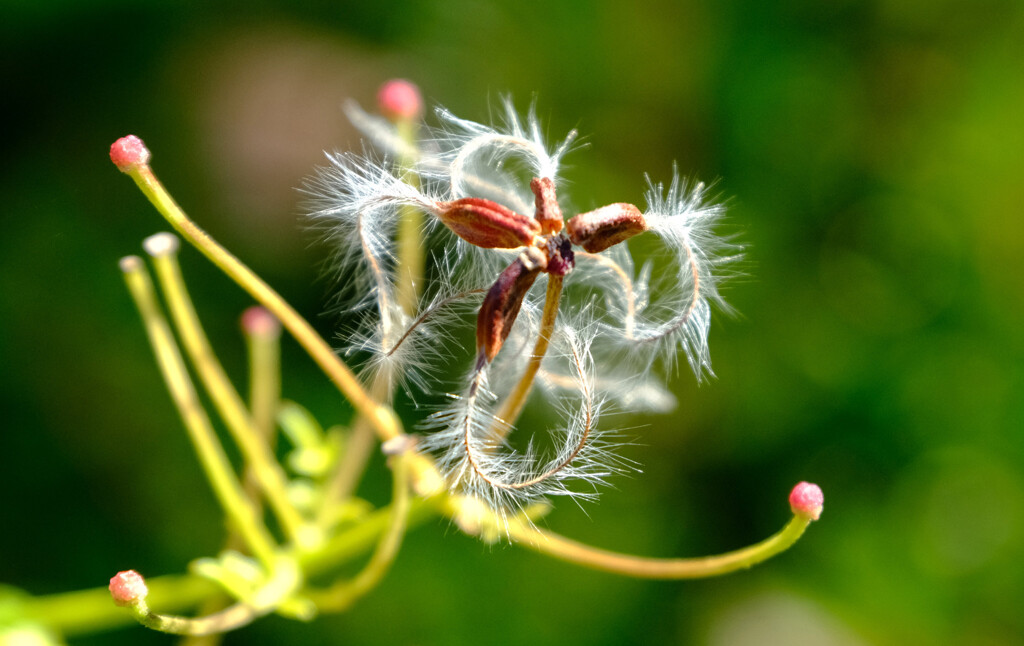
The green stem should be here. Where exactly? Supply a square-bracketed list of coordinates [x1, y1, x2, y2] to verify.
[146, 239, 307, 546]
[394, 117, 423, 319]
[492, 275, 564, 435]
[308, 452, 413, 612]
[23, 499, 438, 637]
[318, 116, 424, 519]
[120, 256, 278, 568]
[123, 164, 400, 444]
[507, 515, 813, 579]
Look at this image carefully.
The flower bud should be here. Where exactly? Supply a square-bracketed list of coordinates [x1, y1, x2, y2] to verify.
[240, 306, 281, 339]
[377, 79, 423, 121]
[110, 135, 150, 173]
[566, 203, 648, 253]
[438, 198, 541, 249]
[476, 248, 545, 361]
[530, 177, 563, 235]
[789, 481, 824, 521]
[109, 570, 148, 606]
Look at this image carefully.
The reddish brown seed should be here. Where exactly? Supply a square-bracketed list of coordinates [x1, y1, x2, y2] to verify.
[438, 198, 540, 249]
[565, 203, 648, 253]
[476, 248, 546, 361]
[530, 176, 564, 235]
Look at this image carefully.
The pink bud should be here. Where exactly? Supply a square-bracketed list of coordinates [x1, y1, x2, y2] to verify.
[109, 135, 150, 173]
[240, 306, 281, 338]
[109, 570, 149, 606]
[377, 79, 423, 121]
[789, 482, 824, 521]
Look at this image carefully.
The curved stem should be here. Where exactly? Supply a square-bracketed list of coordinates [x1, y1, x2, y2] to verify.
[123, 164, 400, 444]
[120, 257, 278, 568]
[24, 499, 438, 637]
[492, 275, 564, 435]
[317, 377, 392, 528]
[124, 599, 262, 636]
[308, 452, 412, 612]
[507, 515, 812, 579]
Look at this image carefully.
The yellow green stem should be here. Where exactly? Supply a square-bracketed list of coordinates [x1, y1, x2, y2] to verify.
[318, 115, 424, 519]
[146, 241, 308, 546]
[24, 499, 436, 637]
[124, 164, 400, 444]
[394, 118, 423, 318]
[120, 256, 278, 568]
[308, 452, 413, 612]
[493, 274, 564, 433]
[506, 514, 812, 579]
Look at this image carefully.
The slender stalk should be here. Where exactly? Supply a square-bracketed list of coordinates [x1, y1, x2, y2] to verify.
[146, 238, 307, 545]
[124, 600, 261, 636]
[308, 452, 413, 612]
[123, 164, 400, 444]
[121, 556, 301, 636]
[507, 515, 812, 579]
[492, 275, 564, 434]
[24, 499, 437, 637]
[317, 379, 390, 527]
[244, 307, 282, 471]
[318, 117, 424, 520]
[180, 310, 283, 646]
[120, 256, 277, 568]
[394, 118, 423, 318]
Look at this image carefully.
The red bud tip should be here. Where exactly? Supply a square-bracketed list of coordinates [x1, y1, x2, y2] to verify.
[109, 570, 149, 606]
[789, 482, 824, 521]
[110, 135, 150, 172]
[240, 306, 281, 338]
[377, 79, 423, 121]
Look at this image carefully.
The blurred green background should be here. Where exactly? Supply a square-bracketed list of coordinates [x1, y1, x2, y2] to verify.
[2, 0, 1023, 644]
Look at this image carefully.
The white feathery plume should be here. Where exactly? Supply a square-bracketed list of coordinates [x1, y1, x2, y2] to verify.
[623, 169, 740, 378]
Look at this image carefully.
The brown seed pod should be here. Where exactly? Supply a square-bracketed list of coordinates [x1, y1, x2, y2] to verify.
[476, 247, 546, 361]
[566, 203, 648, 253]
[438, 198, 540, 249]
[530, 176, 564, 235]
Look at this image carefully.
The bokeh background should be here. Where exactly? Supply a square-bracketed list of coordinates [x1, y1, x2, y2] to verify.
[2, 1, 1023, 644]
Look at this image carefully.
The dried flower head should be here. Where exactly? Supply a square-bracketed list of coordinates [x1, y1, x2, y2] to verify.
[304, 96, 739, 513]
